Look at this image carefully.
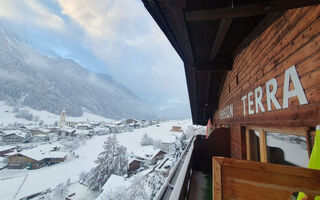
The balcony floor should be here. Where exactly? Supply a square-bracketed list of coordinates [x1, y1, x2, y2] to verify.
[188, 170, 212, 200]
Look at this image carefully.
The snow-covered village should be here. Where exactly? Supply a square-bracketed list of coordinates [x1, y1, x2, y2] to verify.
[0, 107, 204, 200]
[0, 106, 203, 200]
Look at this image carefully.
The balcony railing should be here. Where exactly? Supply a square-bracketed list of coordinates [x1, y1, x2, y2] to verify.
[156, 128, 320, 200]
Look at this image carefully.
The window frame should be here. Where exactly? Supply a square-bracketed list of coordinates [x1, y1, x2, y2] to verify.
[245, 126, 310, 163]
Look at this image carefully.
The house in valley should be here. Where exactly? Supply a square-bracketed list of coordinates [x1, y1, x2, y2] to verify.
[171, 126, 183, 132]
[7, 144, 67, 169]
[128, 158, 143, 174]
[30, 129, 47, 136]
[0, 145, 16, 156]
[2, 130, 28, 144]
[76, 124, 92, 130]
[134, 147, 167, 165]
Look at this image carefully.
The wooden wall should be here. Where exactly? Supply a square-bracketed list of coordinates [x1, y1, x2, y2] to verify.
[193, 128, 230, 172]
[213, 157, 320, 200]
[213, 5, 320, 159]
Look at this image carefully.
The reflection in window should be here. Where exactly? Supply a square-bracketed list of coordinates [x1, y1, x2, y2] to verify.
[266, 132, 308, 167]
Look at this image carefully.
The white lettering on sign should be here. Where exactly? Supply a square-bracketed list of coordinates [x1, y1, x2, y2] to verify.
[254, 86, 265, 113]
[241, 65, 308, 116]
[266, 78, 281, 111]
[283, 65, 308, 108]
[219, 104, 233, 119]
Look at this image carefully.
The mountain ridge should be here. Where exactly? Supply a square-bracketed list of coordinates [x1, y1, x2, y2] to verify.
[0, 29, 153, 119]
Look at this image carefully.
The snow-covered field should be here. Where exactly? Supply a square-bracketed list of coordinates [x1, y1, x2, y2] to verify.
[0, 101, 113, 126]
[0, 119, 191, 200]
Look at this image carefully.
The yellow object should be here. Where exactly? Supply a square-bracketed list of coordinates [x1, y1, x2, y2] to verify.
[297, 125, 320, 200]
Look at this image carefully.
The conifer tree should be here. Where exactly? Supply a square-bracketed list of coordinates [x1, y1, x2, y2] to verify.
[87, 135, 128, 191]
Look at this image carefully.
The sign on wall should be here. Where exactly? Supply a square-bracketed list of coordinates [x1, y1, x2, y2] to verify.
[241, 65, 308, 116]
[219, 104, 233, 119]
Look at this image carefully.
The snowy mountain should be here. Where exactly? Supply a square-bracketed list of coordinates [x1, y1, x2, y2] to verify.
[0, 29, 153, 119]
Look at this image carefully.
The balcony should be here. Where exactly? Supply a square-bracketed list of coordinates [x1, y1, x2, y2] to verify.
[156, 128, 320, 200]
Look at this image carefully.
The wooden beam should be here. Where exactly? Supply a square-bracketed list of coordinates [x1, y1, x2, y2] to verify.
[233, 11, 285, 57]
[203, 72, 212, 121]
[246, 128, 251, 160]
[205, 72, 212, 107]
[259, 129, 267, 163]
[198, 103, 216, 110]
[185, 0, 320, 22]
[210, 18, 232, 60]
[186, 2, 270, 22]
[192, 60, 232, 72]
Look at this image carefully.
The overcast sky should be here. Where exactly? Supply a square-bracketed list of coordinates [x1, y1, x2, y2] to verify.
[0, 0, 191, 119]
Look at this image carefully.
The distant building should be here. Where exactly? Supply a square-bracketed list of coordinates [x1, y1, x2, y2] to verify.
[58, 129, 76, 137]
[76, 124, 91, 130]
[171, 126, 183, 132]
[59, 111, 66, 127]
[134, 147, 167, 165]
[128, 158, 143, 174]
[96, 175, 129, 200]
[30, 134, 49, 142]
[109, 126, 120, 134]
[74, 130, 91, 138]
[126, 119, 138, 125]
[30, 129, 47, 136]
[0, 145, 16, 156]
[7, 144, 66, 169]
[65, 183, 96, 200]
[2, 130, 28, 144]
[98, 121, 108, 128]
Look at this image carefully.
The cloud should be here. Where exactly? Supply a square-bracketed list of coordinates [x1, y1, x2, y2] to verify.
[0, 0, 66, 32]
[0, 0, 191, 118]
[56, 0, 189, 107]
[56, 0, 144, 39]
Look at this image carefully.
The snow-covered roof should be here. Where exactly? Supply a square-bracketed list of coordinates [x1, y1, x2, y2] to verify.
[75, 130, 89, 135]
[133, 146, 165, 160]
[0, 145, 16, 152]
[60, 127, 75, 133]
[77, 123, 90, 127]
[96, 175, 129, 200]
[102, 175, 127, 191]
[6, 143, 67, 161]
[3, 130, 27, 138]
[156, 158, 173, 172]
[32, 134, 48, 137]
[66, 183, 98, 200]
[161, 135, 177, 143]
[128, 157, 143, 163]
[93, 127, 108, 131]
[39, 128, 51, 133]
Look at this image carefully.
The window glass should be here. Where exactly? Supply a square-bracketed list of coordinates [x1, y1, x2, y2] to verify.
[266, 132, 308, 167]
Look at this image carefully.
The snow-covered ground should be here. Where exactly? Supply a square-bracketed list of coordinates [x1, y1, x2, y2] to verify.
[266, 133, 308, 167]
[0, 119, 191, 200]
[0, 101, 113, 126]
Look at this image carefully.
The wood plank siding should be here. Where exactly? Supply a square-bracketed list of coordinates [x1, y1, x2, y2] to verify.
[213, 5, 320, 158]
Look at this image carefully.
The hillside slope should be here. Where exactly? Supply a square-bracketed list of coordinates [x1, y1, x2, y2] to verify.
[0, 29, 153, 119]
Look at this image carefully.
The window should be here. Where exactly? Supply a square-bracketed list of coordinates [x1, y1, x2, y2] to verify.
[246, 127, 309, 167]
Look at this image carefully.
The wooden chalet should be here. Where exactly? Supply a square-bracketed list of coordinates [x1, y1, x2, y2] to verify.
[141, 0, 320, 199]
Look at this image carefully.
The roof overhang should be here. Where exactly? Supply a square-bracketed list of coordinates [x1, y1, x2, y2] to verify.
[141, 0, 320, 125]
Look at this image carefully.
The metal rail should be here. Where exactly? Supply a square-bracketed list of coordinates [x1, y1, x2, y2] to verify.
[155, 137, 195, 200]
